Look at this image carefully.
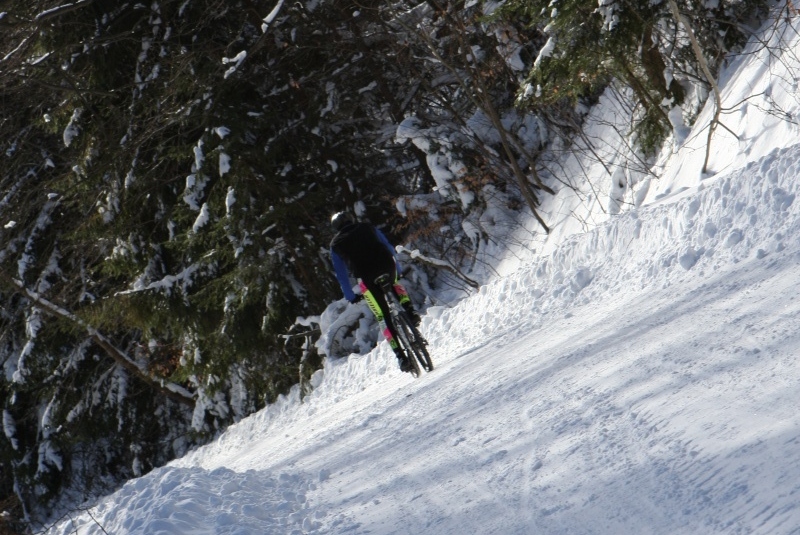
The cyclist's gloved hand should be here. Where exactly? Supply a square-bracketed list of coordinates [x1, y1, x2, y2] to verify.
[349, 294, 363, 304]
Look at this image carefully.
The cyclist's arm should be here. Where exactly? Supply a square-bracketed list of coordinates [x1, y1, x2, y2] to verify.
[375, 228, 402, 272]
[331, 249, 356, 301]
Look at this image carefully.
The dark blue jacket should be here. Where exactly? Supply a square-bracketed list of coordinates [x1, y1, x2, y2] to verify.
[330, 222, 399, 301]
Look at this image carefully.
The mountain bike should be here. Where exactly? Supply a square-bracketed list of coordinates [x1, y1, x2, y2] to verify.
[375, 274, 434, 377]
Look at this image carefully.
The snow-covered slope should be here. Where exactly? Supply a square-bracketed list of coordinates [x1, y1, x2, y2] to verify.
[44, 11, 800, 535]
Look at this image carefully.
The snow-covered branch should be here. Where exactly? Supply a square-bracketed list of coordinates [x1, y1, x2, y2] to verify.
[0, 272, 195, 406]
[35, 0, 94, 22]
[397, 245, 479, 289]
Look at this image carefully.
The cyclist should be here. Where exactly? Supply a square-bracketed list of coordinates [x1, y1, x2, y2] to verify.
[329, 211, 421, 373]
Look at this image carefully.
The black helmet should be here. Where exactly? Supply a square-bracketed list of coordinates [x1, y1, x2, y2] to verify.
[330, 211, 354, 232]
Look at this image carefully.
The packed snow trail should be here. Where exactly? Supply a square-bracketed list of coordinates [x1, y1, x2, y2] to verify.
[46, 142, 800, 534]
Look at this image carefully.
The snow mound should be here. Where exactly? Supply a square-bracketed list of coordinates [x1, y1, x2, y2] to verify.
[45, 466, 357, 535]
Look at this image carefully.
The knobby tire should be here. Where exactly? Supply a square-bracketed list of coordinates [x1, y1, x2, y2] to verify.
[395, 311, 433, 373]
[393, 314, 422, 377]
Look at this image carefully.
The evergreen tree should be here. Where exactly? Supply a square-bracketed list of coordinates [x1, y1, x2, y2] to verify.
[498, 0, 765, 153]
[0, 0, 528, 523]
[0, 0, 402, 523]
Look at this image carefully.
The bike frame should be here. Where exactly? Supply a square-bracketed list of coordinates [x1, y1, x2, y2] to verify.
[375, 274, 433, 376]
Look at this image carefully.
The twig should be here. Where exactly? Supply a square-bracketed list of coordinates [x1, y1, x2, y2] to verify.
[397, 245, 480, 289]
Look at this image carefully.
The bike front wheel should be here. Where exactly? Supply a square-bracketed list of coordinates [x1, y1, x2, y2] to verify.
[395, 313, 433, 373]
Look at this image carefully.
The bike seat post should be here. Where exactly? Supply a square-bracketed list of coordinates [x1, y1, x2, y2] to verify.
[375, 274, 392, 294]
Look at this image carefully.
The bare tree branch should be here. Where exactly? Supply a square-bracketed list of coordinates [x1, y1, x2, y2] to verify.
[667, 0, 725, 174]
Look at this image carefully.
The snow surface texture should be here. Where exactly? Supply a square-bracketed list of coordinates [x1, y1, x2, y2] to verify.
[45, 11, 800, 535]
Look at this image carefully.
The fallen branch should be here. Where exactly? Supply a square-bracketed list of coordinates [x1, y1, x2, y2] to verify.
[0, 272, 195, 406]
